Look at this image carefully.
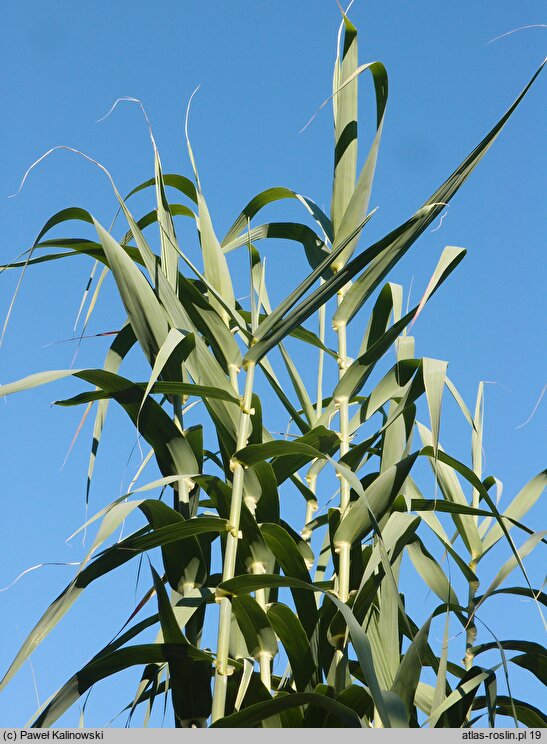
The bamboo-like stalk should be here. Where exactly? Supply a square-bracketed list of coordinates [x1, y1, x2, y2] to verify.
[255, 568, 272, 692]
[464, 562, 479, 670]
[303, 285, 324, 543]
[463, 562, 480, 725]
[249, 551, 271, 689]
[333, 288, 351, 693]
[303, 476, 318, 544]
[173, 394, 191, 517]
[211, 362, 256, 722]
[316, 279, 326, 419]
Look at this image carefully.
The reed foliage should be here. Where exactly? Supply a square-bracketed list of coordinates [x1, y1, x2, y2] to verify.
[1, 12, 545, 729]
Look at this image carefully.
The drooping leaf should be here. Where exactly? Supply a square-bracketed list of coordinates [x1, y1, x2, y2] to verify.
[333, 453, 418, 547]
[267, 603, 317, 692]
[231, 595, 278, 661]
[472, 697, 547, 728]
[211, 691, 361, 728]
[31, 643, 217, 728]
[150, 566, 211, 725]
[481, 470, 546, 554]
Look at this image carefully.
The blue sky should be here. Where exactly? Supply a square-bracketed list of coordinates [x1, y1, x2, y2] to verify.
[0, 0, 545, 728]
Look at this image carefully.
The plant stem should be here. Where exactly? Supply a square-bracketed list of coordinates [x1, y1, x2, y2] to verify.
[316, 279, 326, 419]
[211, 362, 256, 722]
[334, 289, 351, 693]
[463, 562, 480, 724]
[250, 561, 271, 691]
[173, 395, 191, 518]
[229, 363, 240, 396]
[302, 472, 318, 544]
[336, 312, 351, 601]
[464, 562, 479, 670]
[257, 649, 271, 690]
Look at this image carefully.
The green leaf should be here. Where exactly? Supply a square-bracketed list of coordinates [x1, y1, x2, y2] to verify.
[490, 590, 546, 613]
[331, 13, 359, 238]
[271, 427, 341, 485]
[217, 574, 393, 726]
[471, 381, 484, 515]
[334, 54, 547, 322]
[150, 566, 212, 726]
[140, 501, 207, 591]
[222, 186, 332, 247]
[74, 370, 199, 485]
[125, 173, 198, 205]
[85, 322, 137, 502]
[56, 379, 239, 407]
[422, 358, 448, 458]
[325, 685, 373, 727]
[332, 60, 388, 270]
[301, 685, 335, 727]
[120, 203, 196, 246]
[136, 328, 193, 420]
[1, 509, 227, 693]
[427, 666, 492, 727]
[185, 105, 235, 323]
[473, 697, 547, 728]
[510, 652, 547, 686]
[267, 603, 317, 691]
[417, 425, 482, 559]
[236, 440, 323, 467]
[322, 250, 464, 425]
[253, 210, 375, 344]
[475, 530, 546, 613]
[420, 445, 543, 602]
[211, 691, 361, 728]
[31, 643, 215, 728]
[391, 618, 431, 716]
[195, 475, 271, 572]
[481, 470, 546, 554]
[472, 640, 546, 657]
[224, 427, 339, 489]
[260, 523, 318, 638]
[354, 282, 399, 354]
[109, 183, 244, 436]
[279, 343, 316, 425]
[231, 595, 278, 660]
[93, 218, 168, 365]
[333, 454, 418, 547]
[406, 538, 460, 606]
[430, 611, 451, 725]
[223, 222, 330, 276]
[154, 146, 180, 290]
[360, 359, 421, 423]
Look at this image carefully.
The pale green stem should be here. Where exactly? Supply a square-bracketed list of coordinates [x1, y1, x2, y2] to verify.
[180, 585, 207, 728]
[229, 363, 240, 396]
[334, 293, 351, 694]
[212, 362, 256, 722]
[464, 562, 479, 671]
[248, 527, 271, 690]
[258, 649, 272, 690]
[464, 562, 480, 724]
[336, 314, 351, 600]
[303, 474, 318, 544]
[316, 278, 326, 418]
[173, 395, 190, 516]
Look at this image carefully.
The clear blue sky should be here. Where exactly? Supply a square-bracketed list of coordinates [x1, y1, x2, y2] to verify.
[0, 0, 545, 728]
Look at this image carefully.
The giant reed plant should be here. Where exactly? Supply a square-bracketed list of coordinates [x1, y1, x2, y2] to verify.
[1, 12, 545, 728]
